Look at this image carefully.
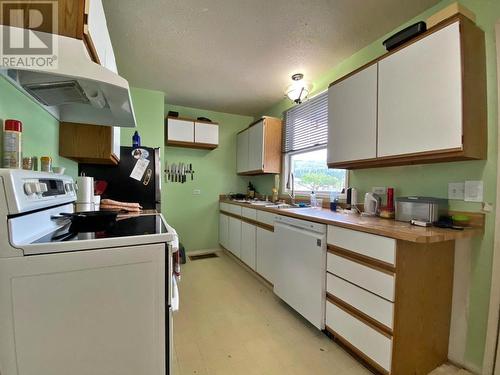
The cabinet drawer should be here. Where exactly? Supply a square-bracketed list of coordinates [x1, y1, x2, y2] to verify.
[327, 253, 395, 301]
[226, 204, 242, 216]
[327, 226, 396, 265]
[326, 301, 392, 372]
[327, 273, 394, 329]
[256, 211, 276, 227]
[219, 202, 230, 212]
[242, 207, 257, 220]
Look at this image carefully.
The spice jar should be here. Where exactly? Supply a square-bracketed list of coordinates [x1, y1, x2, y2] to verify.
[40, 156, 52, 172]
[2, 119, 22, 168]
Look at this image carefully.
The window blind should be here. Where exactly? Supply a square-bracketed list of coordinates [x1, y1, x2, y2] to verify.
[283, 91, 328, 153]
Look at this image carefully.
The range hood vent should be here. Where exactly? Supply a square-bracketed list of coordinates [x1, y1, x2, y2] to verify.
[23, 81, 90, 107]
[0, 26, 136, 128]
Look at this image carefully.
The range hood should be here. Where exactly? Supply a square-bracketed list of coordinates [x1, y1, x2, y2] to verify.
[0, 26, 136, 128]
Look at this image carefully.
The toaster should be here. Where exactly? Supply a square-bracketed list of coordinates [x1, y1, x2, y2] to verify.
[395, 196, 448, 223]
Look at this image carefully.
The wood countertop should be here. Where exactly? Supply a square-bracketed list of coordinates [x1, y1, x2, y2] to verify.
[220, 199, 484, 244]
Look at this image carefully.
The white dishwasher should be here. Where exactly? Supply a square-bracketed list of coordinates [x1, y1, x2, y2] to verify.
[273, 215, 327, 330]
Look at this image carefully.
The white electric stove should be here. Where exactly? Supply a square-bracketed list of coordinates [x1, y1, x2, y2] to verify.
[0, 169, 178, 375]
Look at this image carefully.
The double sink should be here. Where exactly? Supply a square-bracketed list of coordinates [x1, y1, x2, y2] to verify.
[238, 200, 312, 210]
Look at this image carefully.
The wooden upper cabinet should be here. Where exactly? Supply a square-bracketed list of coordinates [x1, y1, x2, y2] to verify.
[327, 63, 378, 165]
[327, 15, 486, 169]
[59, 122, 120, 165]
[0, 0, 115, 69]
[0, 0, 85, 39]
[237, 117, 282, 175]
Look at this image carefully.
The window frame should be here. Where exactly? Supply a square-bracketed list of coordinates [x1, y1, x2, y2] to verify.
[282, 145, 348, 198]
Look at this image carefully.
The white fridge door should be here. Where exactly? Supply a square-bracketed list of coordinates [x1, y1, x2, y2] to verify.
[273, 223, 326, 329]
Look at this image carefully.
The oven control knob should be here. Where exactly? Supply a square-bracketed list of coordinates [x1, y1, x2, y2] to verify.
[33, 183, 43, 194]
[65, 183, 72, 192]
[23, 182, 34, 195]
[39, 183, 48, 193]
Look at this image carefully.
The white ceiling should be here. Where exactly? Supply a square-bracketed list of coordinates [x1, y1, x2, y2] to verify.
[103, 0, 440, 116]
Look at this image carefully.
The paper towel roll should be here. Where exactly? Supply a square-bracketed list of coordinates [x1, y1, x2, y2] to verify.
[76, 176, 94, 204]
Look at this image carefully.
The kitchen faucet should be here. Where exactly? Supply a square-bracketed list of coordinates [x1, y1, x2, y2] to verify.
[286, 172, 295, 205]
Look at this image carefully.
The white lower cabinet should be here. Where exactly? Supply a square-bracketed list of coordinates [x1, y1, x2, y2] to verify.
[326, 301, 392, 372]
[256, 227, 275, 284]
[219, 214, 229, 249]
[241, 222, 257, 270]
[228, 217, 242, 259]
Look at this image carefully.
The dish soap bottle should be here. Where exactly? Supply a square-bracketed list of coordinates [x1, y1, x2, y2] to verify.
[132, 131, 141, 147]
[310, 191, 316, 208]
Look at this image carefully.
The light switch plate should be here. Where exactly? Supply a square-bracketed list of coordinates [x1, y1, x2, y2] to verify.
[464, 180, 483, 202]
[448, 182, 465, 200]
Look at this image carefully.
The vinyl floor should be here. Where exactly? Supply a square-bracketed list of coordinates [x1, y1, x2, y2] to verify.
[172, 249, 471, 375]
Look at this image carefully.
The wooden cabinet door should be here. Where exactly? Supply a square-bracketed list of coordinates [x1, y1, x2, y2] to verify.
[219, 214, 229, 249]
[228, 217, 242, 259]
[167, 119, 194, 143]
[248, 121, 264, 172]
[241, 222, 257, 270]
[195, 122, 218, 145]
[378, 22, 463, 157]
[256, 227, 274, 283]
[236, 130, 249, 173]
[327, 64, 378, 164]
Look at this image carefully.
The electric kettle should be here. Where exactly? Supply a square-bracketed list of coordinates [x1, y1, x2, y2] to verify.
[363, 192, 381, 216]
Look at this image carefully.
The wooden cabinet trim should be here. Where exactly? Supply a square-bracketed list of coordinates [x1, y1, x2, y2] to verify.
[220, 211, 274, 232]
[327, 245, 396, 274]
[327, 293, 393, 337]
[325, 326, 390, 375]
[166, 140, 218, 150]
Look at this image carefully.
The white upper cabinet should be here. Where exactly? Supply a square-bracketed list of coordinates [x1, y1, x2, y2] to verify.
[167, 119, 194, 143]
[236, 117, 282, 175]
[237, 131, 249, 173]
[195, 122, 219, 145]
[377, 22, 463, 157]
[326, 18, 486, 169]
[85, 0, 117, 73]
[327, 64, 378, 164]
[248, 120, 265, 172]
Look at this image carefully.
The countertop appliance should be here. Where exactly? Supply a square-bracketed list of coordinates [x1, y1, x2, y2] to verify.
[79, 146, 161, 212]
[273, 215, 326, 330]
[363, 192, 381, 216]
[0, 26, 136, 127]
[395, 196, 449, 223]
[0, 168, 178, 375]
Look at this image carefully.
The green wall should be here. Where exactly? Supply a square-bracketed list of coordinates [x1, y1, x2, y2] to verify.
[256, 1, 500, 369]
[0, 76, 77, 175]
[163, 105, 253, 251]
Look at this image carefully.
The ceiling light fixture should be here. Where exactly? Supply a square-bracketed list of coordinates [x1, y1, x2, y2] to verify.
[285, 73, 312, 104]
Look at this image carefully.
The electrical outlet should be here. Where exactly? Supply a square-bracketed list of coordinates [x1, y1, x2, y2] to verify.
[372, 187, 387, 196]
[193, 189, 201, 195]
[448, 182, 465, 200]
[464, 180, 483, 202]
